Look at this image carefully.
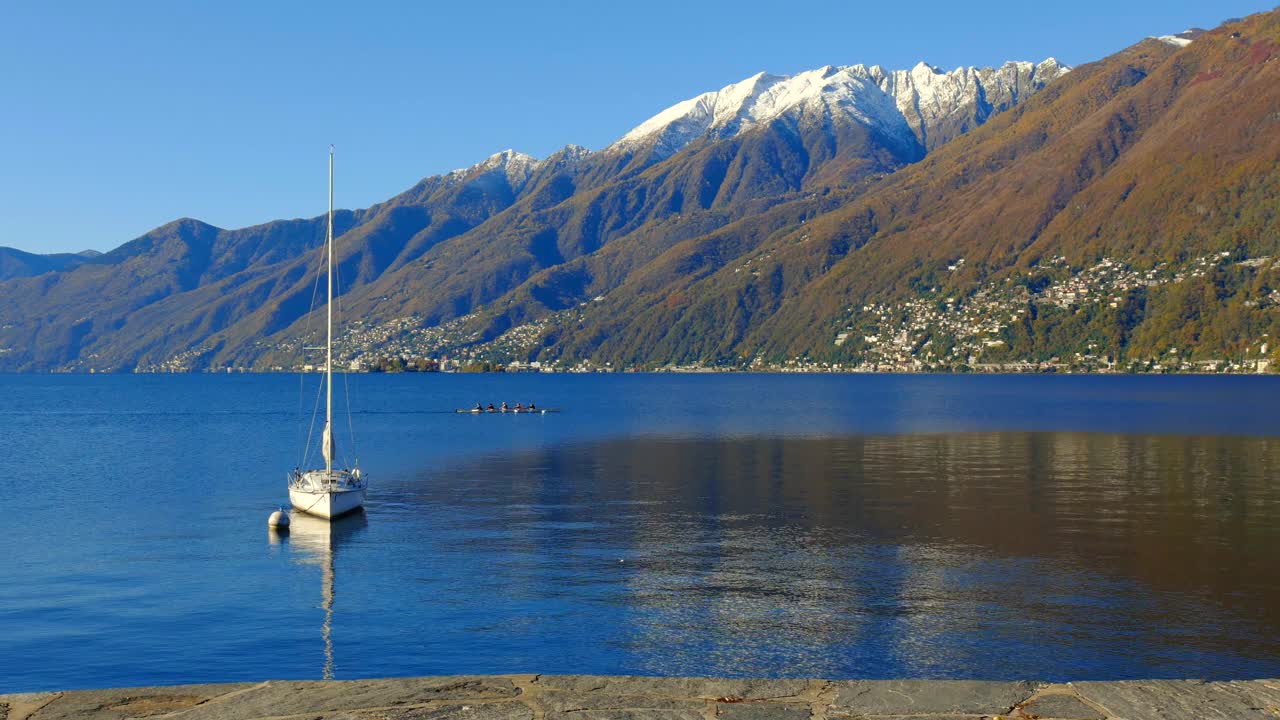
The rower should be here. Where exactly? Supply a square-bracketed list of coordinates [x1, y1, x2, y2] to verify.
[487, 403, 495, 412]
[501, 402, 510, 411]
[528, 402, 536, 411]
[515, 403, 523, 411]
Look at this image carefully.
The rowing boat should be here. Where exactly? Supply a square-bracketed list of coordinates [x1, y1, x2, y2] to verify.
[454, 408, 560, 414]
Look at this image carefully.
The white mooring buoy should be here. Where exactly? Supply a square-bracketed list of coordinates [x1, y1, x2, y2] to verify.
[268, 508, 291, 529]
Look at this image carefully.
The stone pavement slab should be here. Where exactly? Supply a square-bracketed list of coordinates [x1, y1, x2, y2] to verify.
[1014, 690, 1105, 719]
[536, 690, 705, 720]
[536, 676, 810, 701]
[0, 692, 59, 720]
[535, 675, 815, 720]
[715, 701, 811, 720]
[1, 684, 254, 720]
[8, 675, 1280, 720]
[1070, 679, 1280, 720]
[828, 679, 1041, 716]
[168, 676, 522, 720]
[320, 703, 535, 720]
[544, 711, 704, 720]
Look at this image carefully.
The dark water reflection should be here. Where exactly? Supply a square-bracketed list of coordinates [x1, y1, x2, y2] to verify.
[388, 433, 1280, 680]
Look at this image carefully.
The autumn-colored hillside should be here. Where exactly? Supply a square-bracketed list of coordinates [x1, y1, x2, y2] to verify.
[520, 11, 1280, 372]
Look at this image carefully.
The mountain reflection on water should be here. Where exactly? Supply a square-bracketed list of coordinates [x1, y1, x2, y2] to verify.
[373, 432, 1280, 680]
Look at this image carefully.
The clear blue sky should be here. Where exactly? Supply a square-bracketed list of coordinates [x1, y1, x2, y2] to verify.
[1, 0, 1268, 254]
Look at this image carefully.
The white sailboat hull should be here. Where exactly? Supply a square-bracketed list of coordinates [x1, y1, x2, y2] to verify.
[290, 486, 365, 519]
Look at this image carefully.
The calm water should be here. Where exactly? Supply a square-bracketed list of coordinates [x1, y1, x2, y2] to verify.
[3, 373, 1280, 691]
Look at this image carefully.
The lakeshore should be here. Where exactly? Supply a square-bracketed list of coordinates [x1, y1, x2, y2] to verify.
[5, 674, 1280, 719]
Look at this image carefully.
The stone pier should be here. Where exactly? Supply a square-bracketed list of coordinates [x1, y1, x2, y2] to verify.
[4, 675, 1280, 720]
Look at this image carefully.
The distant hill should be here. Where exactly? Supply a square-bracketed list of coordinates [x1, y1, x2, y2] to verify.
[2, 11, 1277, 373]
[0, 246, 97, 280]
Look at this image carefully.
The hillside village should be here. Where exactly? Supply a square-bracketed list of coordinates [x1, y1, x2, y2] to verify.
[129, 252, 1279, 375]
[835, 254, 1277, 374]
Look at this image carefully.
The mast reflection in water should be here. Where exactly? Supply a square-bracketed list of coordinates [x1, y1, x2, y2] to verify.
[271, 510, 368, 679]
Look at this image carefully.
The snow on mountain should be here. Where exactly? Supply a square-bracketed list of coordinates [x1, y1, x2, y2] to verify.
[611, 59, 1071, 158]
[873, 58, 1068, 149]
[542, 144, 593, 171]
[611, 67, 907, 158]
[1153, 26, 1205, 48]
[448, 149, 541, 188]
[424, 58, 1070, 192]
[445, 145, 593, 192]
[1153, 26, 1207, 47]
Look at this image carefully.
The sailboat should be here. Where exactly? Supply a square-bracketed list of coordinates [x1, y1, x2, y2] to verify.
[289, 146, 367, 519]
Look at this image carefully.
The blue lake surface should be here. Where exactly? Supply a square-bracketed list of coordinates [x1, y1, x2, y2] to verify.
[3, 373, 1280, 691]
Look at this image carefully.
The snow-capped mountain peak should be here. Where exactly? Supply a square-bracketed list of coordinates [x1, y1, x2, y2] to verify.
[556, 144, 593, 161]
[428, 57, 1070, 199]
[610, 58, 1071, 158]
[454, 149, 537, 177]
[445, 149, 541, 192]
[613, 71, 791, 157]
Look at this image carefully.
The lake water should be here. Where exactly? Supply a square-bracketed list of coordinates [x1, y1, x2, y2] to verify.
[3, 373, 1280, 691]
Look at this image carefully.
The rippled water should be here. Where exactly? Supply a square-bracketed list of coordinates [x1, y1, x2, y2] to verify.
[2, 373, 1279, 691]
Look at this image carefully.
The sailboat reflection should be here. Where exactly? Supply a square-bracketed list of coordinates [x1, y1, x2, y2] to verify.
[277, 509, 368, 679]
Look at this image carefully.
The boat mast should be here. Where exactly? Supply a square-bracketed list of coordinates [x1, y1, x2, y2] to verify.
[325, 145, 334, 475]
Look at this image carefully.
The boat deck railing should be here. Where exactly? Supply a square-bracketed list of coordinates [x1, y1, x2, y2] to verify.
[289, 470, 367, 492]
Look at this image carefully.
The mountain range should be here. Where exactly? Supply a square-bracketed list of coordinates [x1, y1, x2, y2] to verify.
[1, 12, 1277, 373]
